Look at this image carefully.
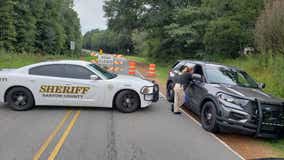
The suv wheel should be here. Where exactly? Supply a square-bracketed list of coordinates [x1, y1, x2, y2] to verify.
[167, 82, 174, 102]
[201, 101, 219, 133]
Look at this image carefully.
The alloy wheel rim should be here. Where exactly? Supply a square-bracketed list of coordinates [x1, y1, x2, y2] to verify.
[122, 94, 136, 109]
[11, 91, 27, 108]
[204, 106, 213, 126]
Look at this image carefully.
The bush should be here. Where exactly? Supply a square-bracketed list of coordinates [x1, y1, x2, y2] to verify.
[255, 0, 284, 54]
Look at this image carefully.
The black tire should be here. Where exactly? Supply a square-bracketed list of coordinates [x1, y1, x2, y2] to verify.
[167, 82, 175, 103]
[201, 101, 219, 133]
[6, 87, 34, 111]
[115, 90, 140, 113]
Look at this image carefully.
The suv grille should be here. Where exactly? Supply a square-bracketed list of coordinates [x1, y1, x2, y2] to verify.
[261, 103, 284, 127]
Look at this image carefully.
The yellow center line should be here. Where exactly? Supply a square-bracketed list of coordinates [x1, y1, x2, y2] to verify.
[48, 110, 81, 160]
[33, 110, 73, 160]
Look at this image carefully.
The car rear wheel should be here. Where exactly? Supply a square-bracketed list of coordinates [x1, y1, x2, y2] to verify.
[201, 101, 219, 133]
[167, 82, 174, 102]
[115, 90, 140, 113]
[6, 87, 34, 111]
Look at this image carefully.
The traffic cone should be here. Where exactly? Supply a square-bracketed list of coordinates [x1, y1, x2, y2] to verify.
[147, 64, 156, 77]
[90, 59, 97, 64]
[128, 61, 136, 75]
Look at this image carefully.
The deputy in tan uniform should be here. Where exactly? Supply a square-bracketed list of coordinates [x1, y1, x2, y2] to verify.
[173, 65, 194, 114]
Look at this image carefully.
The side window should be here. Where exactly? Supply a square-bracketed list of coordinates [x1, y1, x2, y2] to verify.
[192, 64, 203, 76]
[29, 64, 65, 77]
[173, 61, 185, 71]
[63, 65, 94, 80]
[184, 62, 197, 72]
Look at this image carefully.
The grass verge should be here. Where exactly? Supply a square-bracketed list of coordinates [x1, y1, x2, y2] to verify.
[0, 52, 79, 68]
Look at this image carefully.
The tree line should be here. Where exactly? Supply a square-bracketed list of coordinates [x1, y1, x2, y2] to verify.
[83, 0, 283, 61]
[0, 0, 82, 54]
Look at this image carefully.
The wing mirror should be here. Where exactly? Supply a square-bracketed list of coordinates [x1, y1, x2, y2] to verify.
[258, 82, 266, 89]
[90, 75, 99, 81]
[192, 74, 203, 82]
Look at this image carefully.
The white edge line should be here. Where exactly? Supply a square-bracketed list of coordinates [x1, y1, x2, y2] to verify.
[136, 70, 246, 160]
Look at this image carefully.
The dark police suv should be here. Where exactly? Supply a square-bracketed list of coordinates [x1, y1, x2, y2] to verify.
[167, 60, 284, 137]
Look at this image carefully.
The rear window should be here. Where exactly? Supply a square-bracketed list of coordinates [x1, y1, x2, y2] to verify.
[29, 64, 65, 77]
[29, 64, 95, 80]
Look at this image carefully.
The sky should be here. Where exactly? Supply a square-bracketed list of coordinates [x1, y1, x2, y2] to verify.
[74, 0, 108, 34]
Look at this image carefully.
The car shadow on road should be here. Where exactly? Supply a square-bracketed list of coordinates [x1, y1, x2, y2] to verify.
[0, 103, 155, 114]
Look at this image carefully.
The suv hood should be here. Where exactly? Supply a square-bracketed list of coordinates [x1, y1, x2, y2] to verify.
[214, 84, 283, 104]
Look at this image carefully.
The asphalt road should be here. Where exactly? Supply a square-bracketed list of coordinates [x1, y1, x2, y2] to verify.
[0, 97, 241, 160]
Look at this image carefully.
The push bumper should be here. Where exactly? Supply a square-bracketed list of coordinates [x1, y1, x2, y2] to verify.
[142, 84, 159, 102]
[217, 99, 284, 138]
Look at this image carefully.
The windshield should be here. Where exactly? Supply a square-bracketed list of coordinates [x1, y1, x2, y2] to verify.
[205, 67, 258, 88]
[88, 64, 117, 79]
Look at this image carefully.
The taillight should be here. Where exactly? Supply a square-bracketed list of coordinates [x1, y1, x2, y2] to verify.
[168, 70, 174, 77]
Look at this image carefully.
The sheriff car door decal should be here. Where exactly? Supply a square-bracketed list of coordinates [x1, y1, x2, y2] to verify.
[39, 85, 90, 99]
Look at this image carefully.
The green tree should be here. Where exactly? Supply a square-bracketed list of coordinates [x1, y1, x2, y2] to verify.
[204, 18, 245, 58]
[255, 0, 284, 54]
[99, 0, 265, 60]
[14, 0, 37, 53]
[0, 0, 16, 51]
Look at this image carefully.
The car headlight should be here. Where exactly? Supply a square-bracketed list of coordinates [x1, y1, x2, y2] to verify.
[141, 86, 154, 94]
[218, 93, 249, 107]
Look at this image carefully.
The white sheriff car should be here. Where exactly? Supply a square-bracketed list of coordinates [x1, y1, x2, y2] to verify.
[0, 60, 159, 113]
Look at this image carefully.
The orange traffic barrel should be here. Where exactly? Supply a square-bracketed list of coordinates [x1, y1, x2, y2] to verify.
[108, 67, 114, 72]
[114, 60, 123, 65]
[90, 52, 97, 57]
[117, 54, 123, 58]
[147, 64, 156, 77]
[114, 67, 121, 72]
[90, 59, 97, 64]
[128, 61, 136, 75]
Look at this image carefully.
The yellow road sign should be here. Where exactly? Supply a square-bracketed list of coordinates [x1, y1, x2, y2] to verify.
[99, 49, 103, 55]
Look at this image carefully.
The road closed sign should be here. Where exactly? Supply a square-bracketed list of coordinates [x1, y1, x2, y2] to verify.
[98, 54, 114, 67]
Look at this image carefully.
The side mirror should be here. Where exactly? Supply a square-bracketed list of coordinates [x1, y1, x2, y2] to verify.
[258, 82, 265, 89]
[192, 74, 203, 82]
[90, 75, 99, 81]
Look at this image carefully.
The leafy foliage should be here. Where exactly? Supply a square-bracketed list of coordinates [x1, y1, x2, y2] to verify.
[255, 0, 284, 54]
[204, 18, 245, 58]
[0, 0, 16, 51]
[94, 0, 265, 61]
[0, 0, 81, 54]
[83, 29, 132, 54]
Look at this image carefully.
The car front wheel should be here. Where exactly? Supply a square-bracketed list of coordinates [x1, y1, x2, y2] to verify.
[201, 101, 219, 133]
[6, 87, 35, 111]
[115, 90, 140, 113]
